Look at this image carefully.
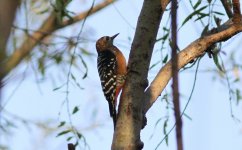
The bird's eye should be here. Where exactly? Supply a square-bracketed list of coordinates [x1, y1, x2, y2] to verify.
[104, 36, 110, 41]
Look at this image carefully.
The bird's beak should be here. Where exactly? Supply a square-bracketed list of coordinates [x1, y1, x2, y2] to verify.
[111, 33, 119, 40]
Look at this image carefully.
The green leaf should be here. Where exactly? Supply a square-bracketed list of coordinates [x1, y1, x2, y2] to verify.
[58, 121, 66, 127]
[76, 82, 84, 90]
[161, 33, 169, 42]
[53, 83, 65, 91]
[149, 61, 160, 70]
[212, 11, 225, 16]
[78, 54, 88, 79]
[194, 13, 209, 22]
[56, 130, 71, 137]
[162, 54, 168, 63]
[236, 89, 242, 104]
[71, 73, 76, 81]
[193, 0, 202, 10]
[181, 5, 208, 27]
[53, 54, 63, 64]
[66, 136, 73, 141]
[72, 106, 79, 114]
[76, 132, 82, 139]
[163, 27, 169, 31]
[38, 57, 45, 75]
[163, 118, 169, 146]
[212, 54, 224, 72]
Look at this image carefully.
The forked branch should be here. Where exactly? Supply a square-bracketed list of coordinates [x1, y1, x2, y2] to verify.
[144, 20, 242, 113]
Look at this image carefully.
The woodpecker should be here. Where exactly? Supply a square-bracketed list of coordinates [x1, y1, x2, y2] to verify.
[96, 33, 127, 129]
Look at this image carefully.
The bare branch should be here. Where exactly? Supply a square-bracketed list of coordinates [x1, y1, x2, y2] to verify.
[68, 143, 75, 150]
[144, 20, 242, 113]
[0, 0, 19, 106]
[171, 0, 183, 150]
[232, 0, 241, 23]
[0, 0, 116, 79]
[220, 0, 233, 18]
[0, 0, 19, 57]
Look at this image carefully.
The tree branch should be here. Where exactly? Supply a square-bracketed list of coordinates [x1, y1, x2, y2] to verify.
[0, 0, 19, 74]
[0, 0, 116, 79]
[232, 0, 241, 23]
[0, 0, 19, 57]
[144, 20, 242, 113]
[220, 0, 233, 18]
[171, 0, 183, 150]
[68, 143, 75, 150]
[112, 0, 170, 149]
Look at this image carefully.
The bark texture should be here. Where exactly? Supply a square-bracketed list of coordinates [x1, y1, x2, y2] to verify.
[112, 0, 170, 149]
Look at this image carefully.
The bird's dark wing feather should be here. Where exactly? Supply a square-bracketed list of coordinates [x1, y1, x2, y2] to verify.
[97, 50, 117, 118]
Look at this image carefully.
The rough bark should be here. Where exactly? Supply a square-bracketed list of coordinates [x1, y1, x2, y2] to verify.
[112, 0, 170, 149]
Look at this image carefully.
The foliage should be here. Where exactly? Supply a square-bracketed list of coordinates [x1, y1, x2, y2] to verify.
[0, 0, 242, 149]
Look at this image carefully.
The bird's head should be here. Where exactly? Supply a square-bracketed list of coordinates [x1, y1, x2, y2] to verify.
[96, 33, 119, 51]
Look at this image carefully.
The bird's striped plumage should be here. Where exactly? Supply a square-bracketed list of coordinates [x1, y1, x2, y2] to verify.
[96, 34, 126, 129]
[97, 50, 117, 121]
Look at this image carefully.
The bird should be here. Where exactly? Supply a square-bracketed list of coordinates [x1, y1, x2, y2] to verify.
[96, 33, 127, 129]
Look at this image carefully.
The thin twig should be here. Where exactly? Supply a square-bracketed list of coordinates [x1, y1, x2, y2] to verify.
[219, 54, 240, 122]
[155, 58, 201, 149]
[171, 0, 183, 150]
[64, 1, 95, 149]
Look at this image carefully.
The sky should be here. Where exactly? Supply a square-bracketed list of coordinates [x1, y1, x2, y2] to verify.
[1, 0, 242, 150]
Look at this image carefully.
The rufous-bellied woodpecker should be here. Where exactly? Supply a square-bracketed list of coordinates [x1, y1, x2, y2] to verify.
[96, 33, 127, 129]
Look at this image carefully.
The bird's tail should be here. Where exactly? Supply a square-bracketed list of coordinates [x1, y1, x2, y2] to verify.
[108, 101, 117, 130]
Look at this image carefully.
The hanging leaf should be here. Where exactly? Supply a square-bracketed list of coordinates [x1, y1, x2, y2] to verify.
[53, 83, 66, 91]
[78, 54, 88, 79]
[57, 121, 66, 127]
[163, 118, 169, 146]
[53, 54, 63, 64]
[236, 89, 242, 104]
[71, 73, 76, 81]
[76, 132, 82, 139]
[149, 61, 161, 70]
[56, 130, 71, 137]
[212, 11, 225, 16]
[194, 13, 209, 22]
[38, 57, 45, 76]
[212, 54, 224, 72]
[193, 0, 202, 10]
[162, 54, 169, 63]
[66, 136, 73, 141]
[181, 5, 208, 27]
[72, 106, 79, 114]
